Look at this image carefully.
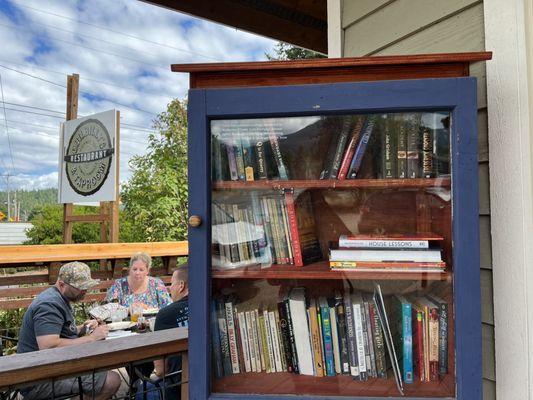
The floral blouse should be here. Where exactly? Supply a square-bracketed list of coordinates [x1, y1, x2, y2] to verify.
[105, 277, 172, 309]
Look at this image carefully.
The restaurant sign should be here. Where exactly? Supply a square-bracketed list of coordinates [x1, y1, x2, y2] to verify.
[59, 110, 119, 203]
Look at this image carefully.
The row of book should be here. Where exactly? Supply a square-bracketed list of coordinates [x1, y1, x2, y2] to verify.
[211, 113, 450, 182]
[211, 286, 449, 393]
[212, 191, 321, 268]
[329, 235, 445, 273]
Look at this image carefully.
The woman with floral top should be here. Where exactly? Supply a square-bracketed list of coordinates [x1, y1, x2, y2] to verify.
[105, 252, 172, 309]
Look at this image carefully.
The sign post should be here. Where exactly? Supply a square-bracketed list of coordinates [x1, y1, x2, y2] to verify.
[61, 74, 120, 244]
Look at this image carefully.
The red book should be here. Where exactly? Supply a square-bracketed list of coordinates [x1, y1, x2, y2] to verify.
[284, 190, 303, 266]
[412, 308, 425, 381]
[337, 116, 365, 180]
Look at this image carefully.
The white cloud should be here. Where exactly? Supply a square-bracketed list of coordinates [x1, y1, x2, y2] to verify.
[0, 0, 277, 191]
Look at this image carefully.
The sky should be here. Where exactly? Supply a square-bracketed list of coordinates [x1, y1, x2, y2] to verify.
[0, 0, 277, 191]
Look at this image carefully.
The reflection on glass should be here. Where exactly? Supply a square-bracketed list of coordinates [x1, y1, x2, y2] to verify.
[210, 112, 454, 398]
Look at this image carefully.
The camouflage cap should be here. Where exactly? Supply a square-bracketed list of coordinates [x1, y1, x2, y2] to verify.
[58, 261, 100, 290]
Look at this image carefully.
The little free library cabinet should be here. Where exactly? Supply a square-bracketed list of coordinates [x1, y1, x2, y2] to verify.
[174, 52, 492, 400]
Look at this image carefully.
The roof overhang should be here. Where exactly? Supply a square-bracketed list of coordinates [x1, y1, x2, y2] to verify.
[142, 0, 327, 54]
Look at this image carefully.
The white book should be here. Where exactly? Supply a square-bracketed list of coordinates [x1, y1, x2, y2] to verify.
[339, 235, 429, 249]
[251, 309, 262, 372]
[352, 293, 367, 379]
[330, 248, 442, 262]
[255, 309, 266, 371]
[329, 305, 342, 374]
[268, 310, 283, 372]
[224, 302, 240, 373]
[245, 311, 257, 372]
[263, 309, 276, 373]
[289, 287, 314, 375]
[237, 311, 251, 373]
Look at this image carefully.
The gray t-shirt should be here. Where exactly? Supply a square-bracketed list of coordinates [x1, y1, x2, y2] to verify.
[17, 287, 78, 354]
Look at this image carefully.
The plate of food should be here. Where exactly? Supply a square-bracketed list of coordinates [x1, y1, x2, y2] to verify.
[142, 308, 159, 316]
[107, 321, 135, 331]
[90, 303, 128, 321]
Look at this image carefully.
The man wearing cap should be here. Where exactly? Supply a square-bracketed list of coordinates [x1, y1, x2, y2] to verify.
[17, 261, 121, 400]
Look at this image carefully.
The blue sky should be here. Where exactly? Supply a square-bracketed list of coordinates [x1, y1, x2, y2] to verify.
[0, 0, 277, 190]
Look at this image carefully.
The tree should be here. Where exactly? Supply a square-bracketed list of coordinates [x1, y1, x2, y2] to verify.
[120, 98, 188, 242]
[266, 42, 326, 61]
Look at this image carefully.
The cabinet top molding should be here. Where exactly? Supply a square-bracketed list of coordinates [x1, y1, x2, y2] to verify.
[172, 52, 492, 89]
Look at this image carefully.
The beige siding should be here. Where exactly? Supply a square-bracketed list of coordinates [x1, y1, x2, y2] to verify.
[341, 0, 495, 396]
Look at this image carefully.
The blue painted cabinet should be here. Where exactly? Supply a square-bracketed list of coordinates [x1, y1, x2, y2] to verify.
[187, 77, 480, 400]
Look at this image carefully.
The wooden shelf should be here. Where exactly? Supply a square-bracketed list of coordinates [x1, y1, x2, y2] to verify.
[213, 177, 451, 191]
[212, 372, 455, 398]
[212, 261, 450, 281]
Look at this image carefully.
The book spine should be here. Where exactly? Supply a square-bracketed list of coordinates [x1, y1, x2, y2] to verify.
[263, 309, 276, 373]
[436, 302, 448, 375]
[210, 300, 224, 378]
[381, 115, 396, 179]
[363, 300, 377, 378]
[284, 190, 303, 266]
[268, 127, 289, 180]
[251, 310, 262, 372]
[233, 307, 246, 372]
[369, 301, 387, 379]
[245, 311, 257, 372]
[217, 300, 233, 376]
[258, 313, 271, 373]
[338, 237, 429, 249]
[225, 301, 240, 373]
[309, 300, 325, 376]
[353, 300, 368, 380]
[329, 306, 342, 375]
[266, 197, 282, 264]
[348, 116, 377, 179]
[413, 309, 424, 381]
[284, 299, 300, 373]
[212, 136, 223, 181]
[226, 140, 239, 181]
[338, 116, 365, 180]
[320, 301, 335, 376]
[268, 310, 284, 372]
[407, 114, 421, 179]
[344, 293, 359, 378]
[277, 301, 294, 372]
[234, 137, 246, 181]
[422, 126, 433, 178]
[254, 140, 268, 180]
[254, 309, 266, 371]
[279, 196, 294, 265]
[237, 311, 251, 373]
[397, 116, 407, 178]
[316, 307, 327, 375]
[428, 308, 440, 381]
[241, 137, 255, 181]
[335, 300, 350, 374]
[360, 299, 372, 378]
[329, 117, 354, 179]
[275, 309, 288, 371]
[260, 197, 277, 264]
[402, 302, 413, 384]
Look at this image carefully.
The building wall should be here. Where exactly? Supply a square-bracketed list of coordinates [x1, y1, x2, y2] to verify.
[0, 223, 32, 245]
[336, 1, 495, 398]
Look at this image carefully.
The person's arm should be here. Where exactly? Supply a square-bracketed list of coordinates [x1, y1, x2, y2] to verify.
[153, 358, 168, 377]
[155, 278, 172, 308]
[36, 325, 110, 349]
[105, 279, 121, 303]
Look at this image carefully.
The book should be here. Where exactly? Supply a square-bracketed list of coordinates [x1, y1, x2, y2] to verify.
[226, 139, 239, 181]
[425, 294, 449, 375]
[369, 300, 387, 379]
[237, 311, 252, 373]
[277, 301, 295, 373]
[339, 235, 430, 249]
[319, 296, 335, 376]
[263, 309, 276, 373]
[254, 139, 268, 180]
[241, 137, 256, 181]
[338, 116, 366, 180]
[334, 291, 350, 374]
[329, 248, 442, 263]
[308, 298, 325, 377]
[225, 300, 240, 373]
[217, 299, 233, 376]
[421, 125, 433, 178]
[289, 288, 314, 375]
[396, 114, 407, 178]
[391, 295, 413, 384]
[373, 284, 404, 395]
[347, 115, 377, 179]
[234, 137, 246, 181]
[406, 113, 422, 179]
[210, 300, 224, 379]
[381, 114, 397, 179]
[412, 307, 425, 381]
[329, 301, 342, 374]
[267, 121, 289, 180]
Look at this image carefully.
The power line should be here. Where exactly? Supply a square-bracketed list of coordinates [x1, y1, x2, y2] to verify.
[0, 58, 175, 98]
[10, 1, 221, 62]
[0, 73, 15, 173]
[0, 101, 64, 115]
[0, 64, 156, 115]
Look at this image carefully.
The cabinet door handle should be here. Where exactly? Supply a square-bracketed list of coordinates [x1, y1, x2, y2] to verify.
[188, 215, 202, 227]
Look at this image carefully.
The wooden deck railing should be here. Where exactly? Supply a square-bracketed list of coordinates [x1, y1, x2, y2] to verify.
[0, 327, 189, 399]
[0, 241, 189, 309]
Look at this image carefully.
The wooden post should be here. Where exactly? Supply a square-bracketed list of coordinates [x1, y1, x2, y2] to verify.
[62, 74, 79, 244]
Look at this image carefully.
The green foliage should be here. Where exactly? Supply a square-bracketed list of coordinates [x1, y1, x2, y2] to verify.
[0, 188, 58, 221]
[120, 98, 188, 242]
[266, 42, 326, 61]
[24, 204, 101, 244]
[0, 308, 25, 354]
